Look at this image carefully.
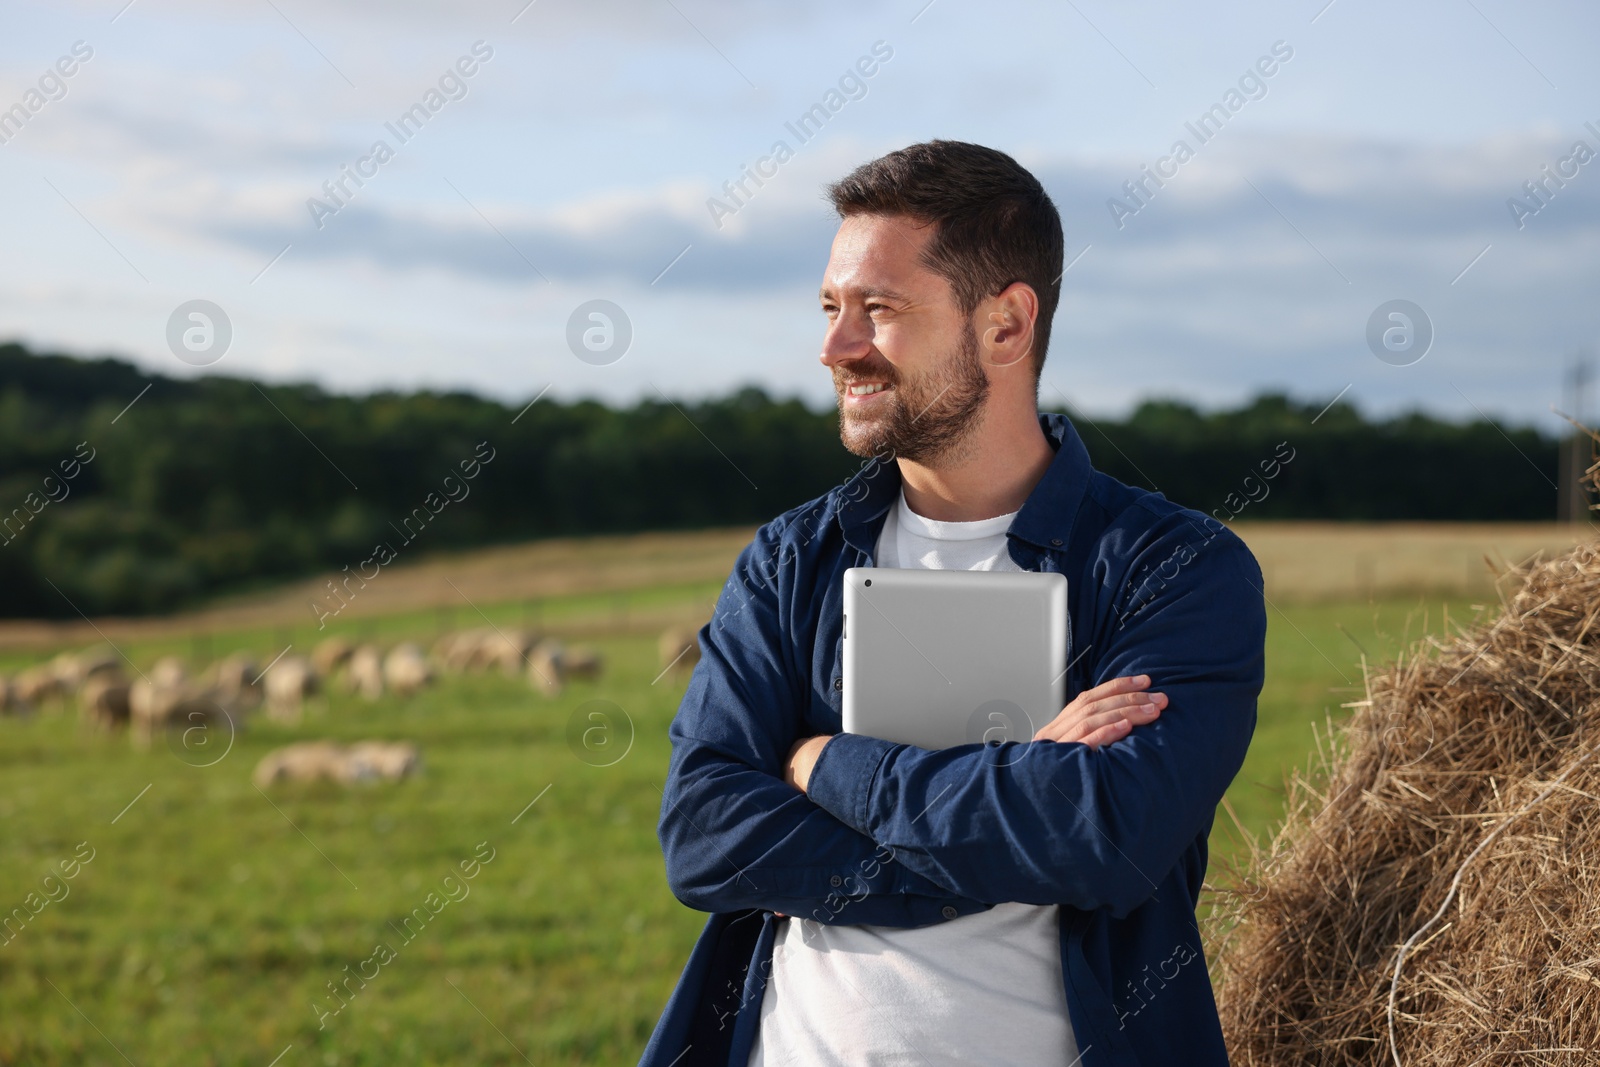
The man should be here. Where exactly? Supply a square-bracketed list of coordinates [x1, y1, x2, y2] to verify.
[640, 141, 1265, 1067]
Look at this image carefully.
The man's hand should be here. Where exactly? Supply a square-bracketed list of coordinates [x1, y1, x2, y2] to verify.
[785, 734, 833, 794]
[1033, 674, 1166, 748]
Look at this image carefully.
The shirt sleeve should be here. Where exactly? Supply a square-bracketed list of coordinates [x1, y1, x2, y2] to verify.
[658, 521, 987, 927]
[803, 516, 1266, 918]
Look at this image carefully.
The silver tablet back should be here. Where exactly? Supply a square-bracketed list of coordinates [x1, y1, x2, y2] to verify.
[841, 567, 1069, 750]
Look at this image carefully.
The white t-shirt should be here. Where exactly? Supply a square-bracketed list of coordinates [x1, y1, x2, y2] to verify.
[746, 490, 1078, 1066]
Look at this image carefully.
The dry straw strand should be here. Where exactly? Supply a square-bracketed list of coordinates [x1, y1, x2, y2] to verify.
[1215, 437, 1600, 1066]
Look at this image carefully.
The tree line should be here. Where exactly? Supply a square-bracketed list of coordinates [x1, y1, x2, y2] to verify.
[0, 342, 1562, 617]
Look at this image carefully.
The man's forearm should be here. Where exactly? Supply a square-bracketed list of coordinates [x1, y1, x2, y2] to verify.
[800, 677, 1258, 915]
[660, 732, 984, 924]
[785, 674, 1165, 794]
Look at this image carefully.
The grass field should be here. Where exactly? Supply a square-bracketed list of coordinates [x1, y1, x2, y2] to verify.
[0, 523, 1590, 1065]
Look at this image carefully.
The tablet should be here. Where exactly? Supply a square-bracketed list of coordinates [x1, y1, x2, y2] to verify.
[841, 567, 1069, 750]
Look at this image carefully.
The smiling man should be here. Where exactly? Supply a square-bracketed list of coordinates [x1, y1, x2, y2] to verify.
[640, 141, 1266, 1067]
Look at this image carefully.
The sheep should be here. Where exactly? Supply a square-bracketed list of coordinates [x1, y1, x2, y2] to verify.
[310, 636, 355, 677]
[128, 677, 180, 742]
[52, 647, 121, 691]
[251, 741, 347, 788]
[527, 639, 566, 698]
[0, 676, 28, 716]
[262, 655, 318, 723]
[130, 680, 236, 749]
[435, 627, 541, 674]
[13, 664, 64, 707]
[252, 741, 421, 788]
[346, 644, 385, 701]
[523, 640, 604, 697]
[149, 655, 187, 689]
[432, 628, 491, 672]
[561, 645, 604, 682]
[125, 656, 196, 741]
[483, 629, 540, 676]
[202, 652, 262, 712]
[658, 626, 702, 682]
[79, 674, 132, 730]
[344, 741, 421, 782]
[382, 643, 434, 698]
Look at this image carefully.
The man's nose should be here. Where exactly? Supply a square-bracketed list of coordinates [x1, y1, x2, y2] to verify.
[820, 310, 874, 368]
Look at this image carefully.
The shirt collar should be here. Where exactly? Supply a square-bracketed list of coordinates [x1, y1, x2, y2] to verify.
[836, 412, 1093, 556]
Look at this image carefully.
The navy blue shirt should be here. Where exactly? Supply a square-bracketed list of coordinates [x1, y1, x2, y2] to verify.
[641, 413, 1266, 1067]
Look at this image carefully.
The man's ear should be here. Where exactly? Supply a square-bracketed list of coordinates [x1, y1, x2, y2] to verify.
[978, 282, 1039, 371]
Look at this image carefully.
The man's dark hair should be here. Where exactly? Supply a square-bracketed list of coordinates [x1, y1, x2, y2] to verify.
[827, 140, 1064, 384]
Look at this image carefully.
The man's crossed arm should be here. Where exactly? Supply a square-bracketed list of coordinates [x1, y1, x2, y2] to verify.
[658, 518, 1264, 923]
[784, 674, 1168, 792]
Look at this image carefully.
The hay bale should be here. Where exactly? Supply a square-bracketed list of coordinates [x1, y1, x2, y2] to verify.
[1215, 537, 1600, 1066]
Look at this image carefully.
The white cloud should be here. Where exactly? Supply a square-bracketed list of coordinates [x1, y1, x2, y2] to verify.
[2, 0, 1598, 427]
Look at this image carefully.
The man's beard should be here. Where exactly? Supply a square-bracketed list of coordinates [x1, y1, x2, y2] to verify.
[835, 325, 989, 465]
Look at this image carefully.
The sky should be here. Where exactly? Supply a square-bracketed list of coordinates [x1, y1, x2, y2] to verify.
[0, 0, 1597, 429]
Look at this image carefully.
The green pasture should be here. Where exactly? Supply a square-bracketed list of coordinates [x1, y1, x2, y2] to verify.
[0, 584, 1483, 1065]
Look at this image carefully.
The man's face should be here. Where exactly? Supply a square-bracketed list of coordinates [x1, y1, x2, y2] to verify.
[819, 214, 988, 464]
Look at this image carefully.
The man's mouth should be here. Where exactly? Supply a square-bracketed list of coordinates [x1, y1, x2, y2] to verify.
[844, 382, 890, 397]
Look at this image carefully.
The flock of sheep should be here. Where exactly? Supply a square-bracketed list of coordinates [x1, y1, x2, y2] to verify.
[0, 624, 704, 786]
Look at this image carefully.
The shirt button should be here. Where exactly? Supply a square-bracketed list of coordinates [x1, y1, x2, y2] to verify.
[829, 875, 842, 887]
[941, 905, 958, 920]
[1051, 538, 1063, 546]
[833, 677, 843, 692]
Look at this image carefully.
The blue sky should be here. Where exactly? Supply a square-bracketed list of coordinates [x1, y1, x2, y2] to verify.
[1, 0, 1597, 430]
